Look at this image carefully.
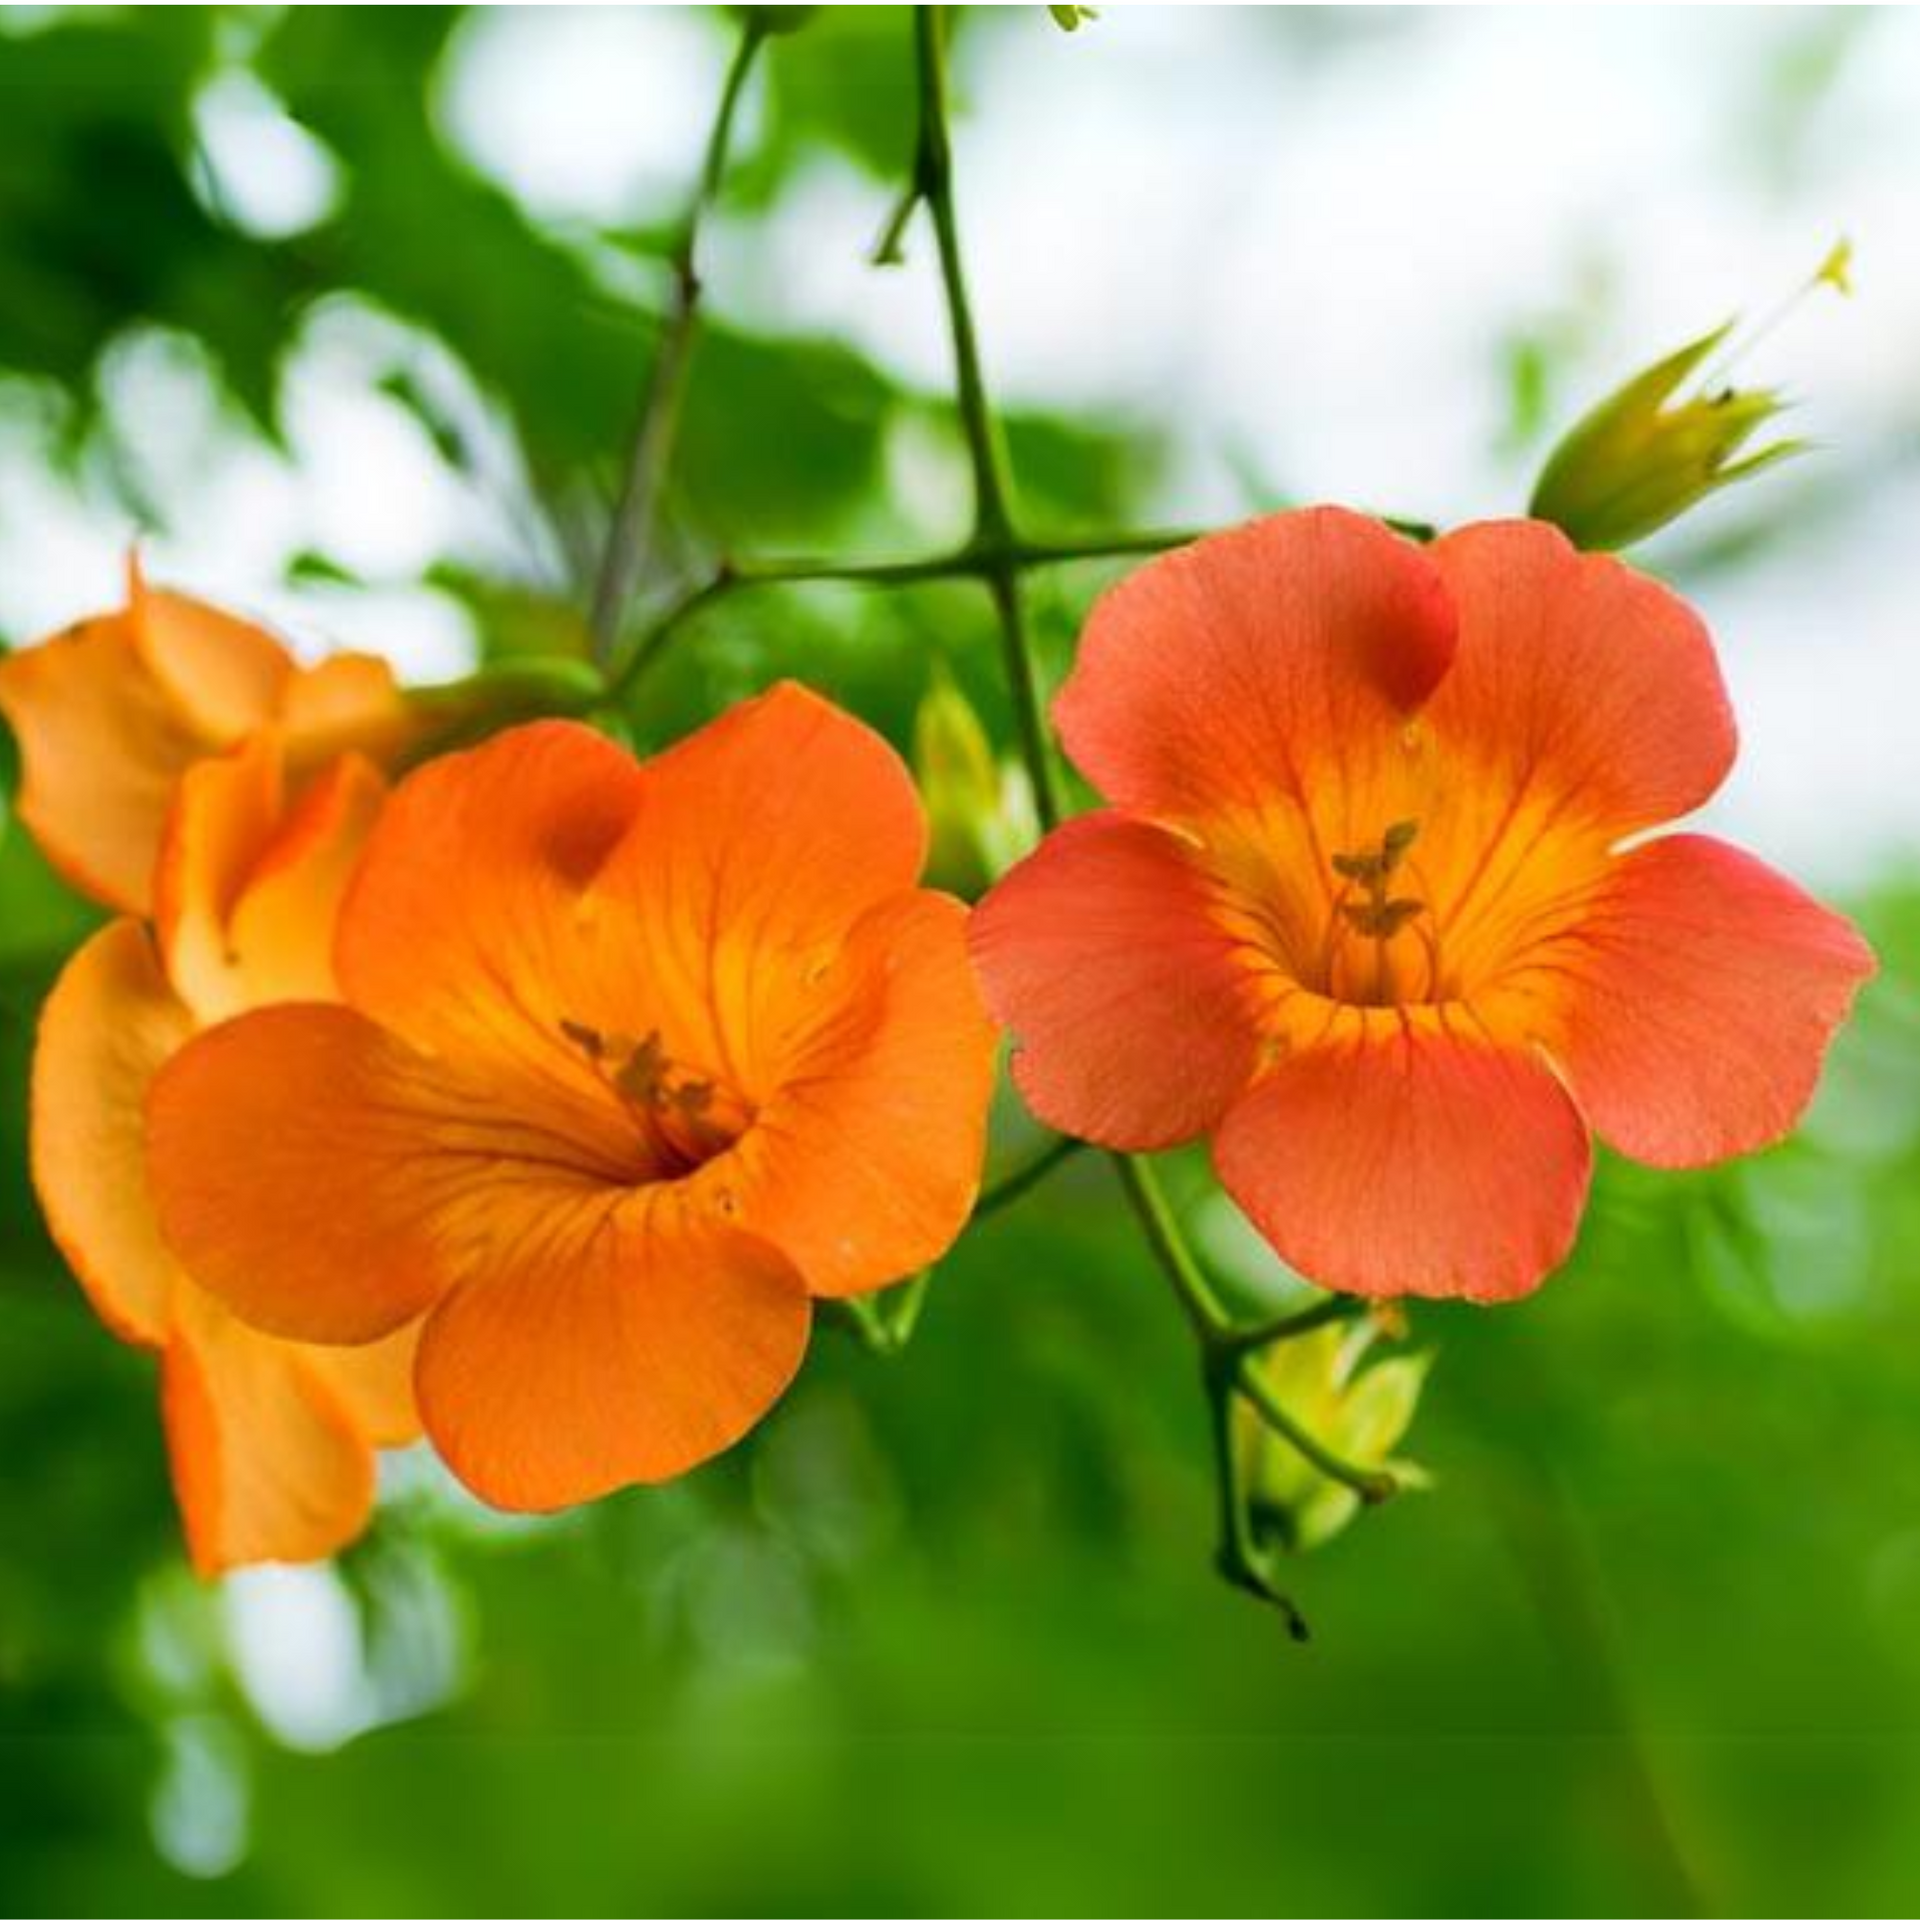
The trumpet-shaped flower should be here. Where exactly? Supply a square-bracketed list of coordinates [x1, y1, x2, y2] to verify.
[145, 686, 997, 1510]
[33, 733, 418, 1573]
[970, 509, 1874, 1301]
[0, 558, 409, 913]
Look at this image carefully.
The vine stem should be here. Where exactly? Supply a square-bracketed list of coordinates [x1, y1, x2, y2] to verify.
[974, 1134, 1086, 1221]
[587, 15, 767, 664]
[573, 6, 1399, 1610]
[597, 531, 1214, 713]
[912, 5, 1062, 827]
[902, 4, 1394, 1614]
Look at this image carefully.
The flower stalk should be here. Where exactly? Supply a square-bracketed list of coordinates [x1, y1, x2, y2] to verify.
[900, 1, 1378, 1626]
[588, 13, 768, 664]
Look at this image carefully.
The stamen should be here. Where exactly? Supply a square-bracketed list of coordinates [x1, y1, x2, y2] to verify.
[558, 1019, 744, 1171]
[1323, 821, 1438, 1006]
[558, 1017, 606, 1061]
[1341, 897, 1424, 939]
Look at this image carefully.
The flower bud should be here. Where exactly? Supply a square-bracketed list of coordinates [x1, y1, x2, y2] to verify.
[1235, 1318, 1430, 1553]
[913, 666, 1035, 897]
[1528, 323, 1801, 551]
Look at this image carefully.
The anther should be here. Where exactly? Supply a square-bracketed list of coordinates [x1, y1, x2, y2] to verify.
[1341, 897, 1425, 938]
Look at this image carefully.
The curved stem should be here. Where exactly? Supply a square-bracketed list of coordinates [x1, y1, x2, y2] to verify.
[914, 9, 1015, 548]
[1218, 1292, 1364, 1358]
[595, 530, 1224, 711]
[590, 17, 766, 664]
[974, 1134, 1086, 1221]
[1206, 1351, 1310, 1641]
[1107, 1154, 1225, 1346]
[913, 6, 1062, 828]
[596, 573, 734, 710]
[889, 2, 1381, 1624]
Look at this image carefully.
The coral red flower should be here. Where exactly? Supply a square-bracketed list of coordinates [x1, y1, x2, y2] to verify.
[970, 509, 1875, 1301]
[145, 686, 997, 1510]
[0, 557, 410, 913]
[33, 733, 418, 1573]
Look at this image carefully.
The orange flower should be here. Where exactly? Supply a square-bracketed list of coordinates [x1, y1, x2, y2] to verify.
[32, 732, 418, 1574]
[970, 509, 1875, 1302]
[0, 556, 410, 913]
[144, 685, 997, 1510]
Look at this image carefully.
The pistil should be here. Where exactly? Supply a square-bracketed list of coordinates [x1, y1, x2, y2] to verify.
[559, 1019, 747, 1173]
[1327, 820, 1433, 1005]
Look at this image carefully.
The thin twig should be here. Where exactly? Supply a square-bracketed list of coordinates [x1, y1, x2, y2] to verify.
[1205, 1352, 1310, 1640]
[898, 3, 1379, 1624]
[1218, 1292, 1364, 1358]
[1107, 1154, 1224, 1345]
[911, 6, 1062, 828]
[974, 1134, 1086, 1221]
[595, 529, 1224, 709]
[588, 17, 767, 664]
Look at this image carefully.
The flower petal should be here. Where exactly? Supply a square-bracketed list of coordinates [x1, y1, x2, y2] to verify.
[152, 733, 286, 1025]
[336, 719, 643, 1071]
[0, 614, 209, 911]
[149, 1003, 639, 1345]
[162, 1281, 379, 1576]
[31, 921, 193, 1346]
[415, 1197, 809, 1509]
[154, 739, 385, 1023]
[131, 564, 292, 744]
[226, 752, 387, 1009]
[1516, 834, 1875, 1168]
[1214, 1011, 1593, 1301]
[712, 891, 996, 1296]
[305, 1321, 423, 1449]
[575, 683, 931, 1076]
[281, 652, 413, 769]
[1054, 508, 1457, 824]
[1425, 520, 1736, 837]
[496, 683, 933, 1113]
[968, 813, 1264, 1149]
[628, 679, 929, 943]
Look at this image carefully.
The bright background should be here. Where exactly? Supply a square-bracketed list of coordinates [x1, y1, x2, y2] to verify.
[2, 7, 1918, 1916]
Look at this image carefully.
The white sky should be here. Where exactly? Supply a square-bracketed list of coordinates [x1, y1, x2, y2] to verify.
[2, 3, 1914, 888]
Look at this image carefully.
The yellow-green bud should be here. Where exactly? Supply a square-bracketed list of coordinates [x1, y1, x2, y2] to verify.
[913, 666, 1034, 898]
[1234, 1318, 1430, 1554]
[1529, 323, 1802, 552]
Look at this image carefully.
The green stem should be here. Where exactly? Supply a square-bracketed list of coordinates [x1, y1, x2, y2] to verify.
[597, 573, 734, 710]
[1010, 528, 1205, 566]
[1206, 1352, 1310, 1641]
[870, 176, 923, 267]
[1108, 1154, 1224, 1346]
[912, 6, 1063, 828]
[899, 0, 1380, 1620]
[589, 17, 766, 664]
[595, 529, 1219, 710]
[982, 570, 1062, 827]
[974, 1134, 1085, 1221]
[914, 9, 1016, 547]
[1218, 1293, 1363, 1358]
